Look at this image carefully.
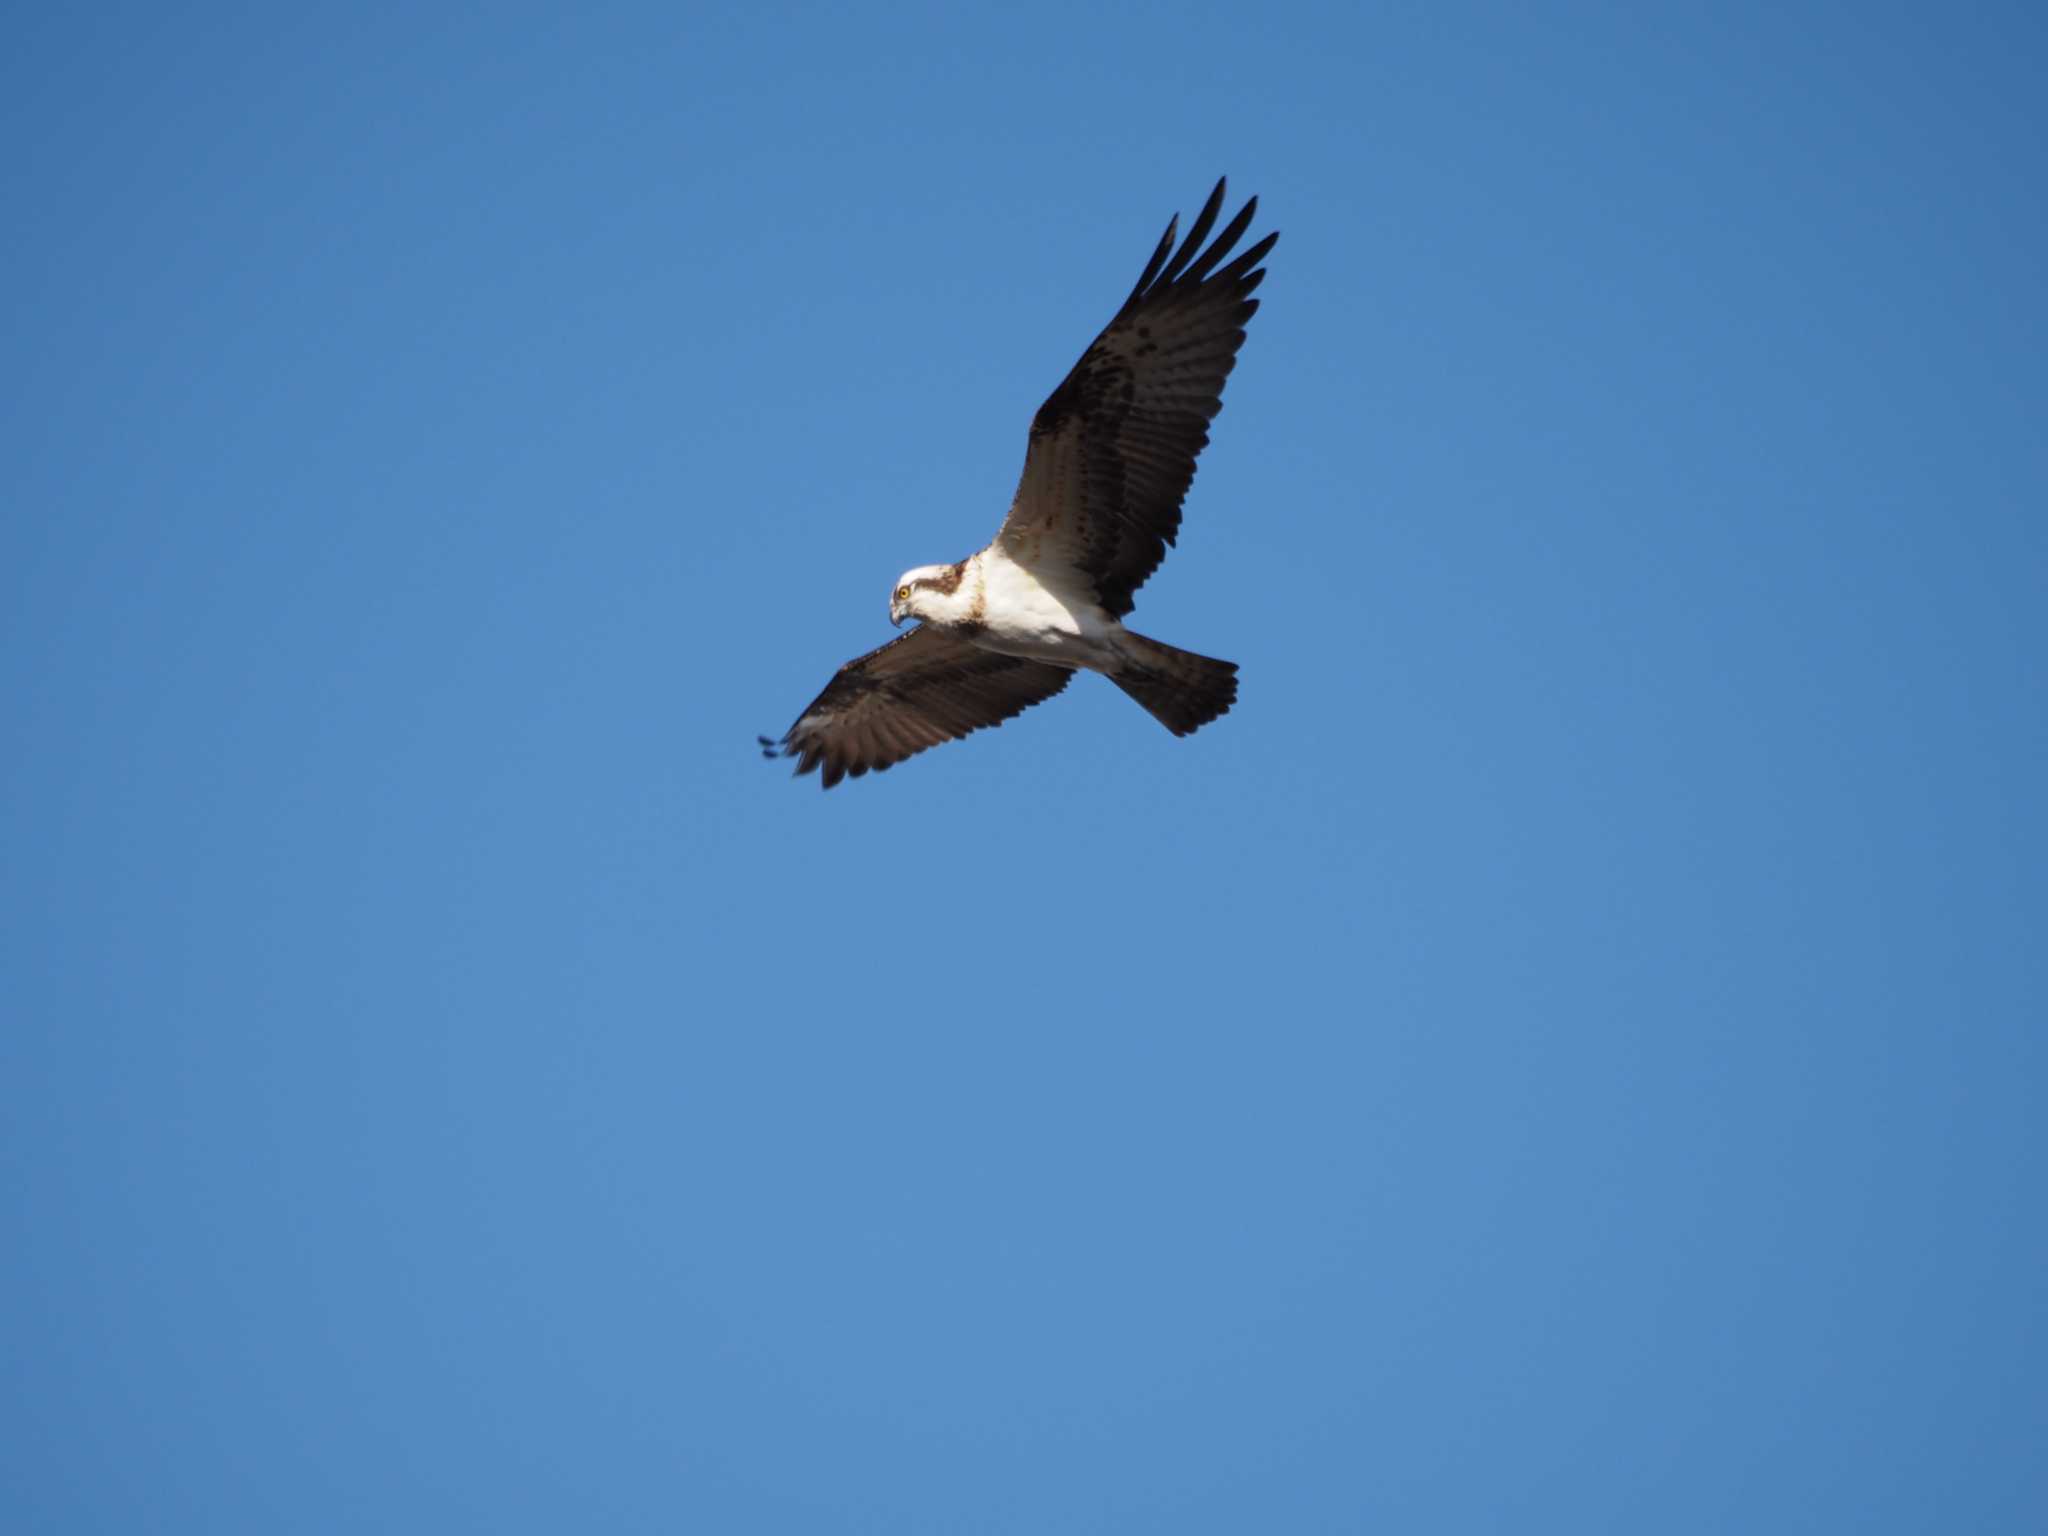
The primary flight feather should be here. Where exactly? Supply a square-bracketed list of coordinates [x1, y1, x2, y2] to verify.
[762, 178, 1277, 789]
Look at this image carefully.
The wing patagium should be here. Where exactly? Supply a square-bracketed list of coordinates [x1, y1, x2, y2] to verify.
[1000, 177, 1278, 616]
[760, 625, 1073, 789]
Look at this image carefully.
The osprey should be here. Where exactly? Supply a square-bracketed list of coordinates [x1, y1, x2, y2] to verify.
[762, 179, 1277, 788]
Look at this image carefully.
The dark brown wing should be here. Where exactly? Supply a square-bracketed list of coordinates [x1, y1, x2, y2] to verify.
[760, 625, 1073, 789]
[997, 179, 1277, 618]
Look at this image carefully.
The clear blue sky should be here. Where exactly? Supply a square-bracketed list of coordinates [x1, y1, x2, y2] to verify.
[5, 3, 2044, 1530]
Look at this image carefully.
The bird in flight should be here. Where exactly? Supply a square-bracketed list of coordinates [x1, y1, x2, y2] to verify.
[762, 179, 1277, 789]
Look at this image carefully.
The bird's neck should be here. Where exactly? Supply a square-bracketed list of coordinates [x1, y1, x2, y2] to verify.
[920, 553, 986, 627]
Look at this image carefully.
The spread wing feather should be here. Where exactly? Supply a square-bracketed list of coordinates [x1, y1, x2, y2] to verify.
[998, 178, 1278, 617]
[760, 624, 1072, 789]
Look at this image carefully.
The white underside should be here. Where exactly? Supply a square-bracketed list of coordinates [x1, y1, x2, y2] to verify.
[893, 544, 1133, 675]
[975, 544, 1127, 670]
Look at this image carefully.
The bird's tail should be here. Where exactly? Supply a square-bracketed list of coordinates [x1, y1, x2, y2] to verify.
[1109, 632, 1239, 737]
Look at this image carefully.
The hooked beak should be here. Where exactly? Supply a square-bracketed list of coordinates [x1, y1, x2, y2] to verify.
[890, 604, 907, 628]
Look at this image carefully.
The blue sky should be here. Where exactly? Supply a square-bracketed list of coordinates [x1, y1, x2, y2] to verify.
[4, 3, 2044, 1530]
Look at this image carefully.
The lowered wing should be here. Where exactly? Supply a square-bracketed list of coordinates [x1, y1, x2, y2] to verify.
[760, 624, 1073, 789]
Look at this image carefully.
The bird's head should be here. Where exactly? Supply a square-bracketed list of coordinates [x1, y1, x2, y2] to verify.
[889, 564, 954, 627]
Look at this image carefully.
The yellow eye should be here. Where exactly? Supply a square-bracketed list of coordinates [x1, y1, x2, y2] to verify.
[895, 585, 910, 601]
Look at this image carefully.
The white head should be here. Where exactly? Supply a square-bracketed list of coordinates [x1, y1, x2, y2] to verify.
[889, 562, 969, 627]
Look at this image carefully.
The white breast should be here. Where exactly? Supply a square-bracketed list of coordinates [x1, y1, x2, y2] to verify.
[974, 545, 1121, 670]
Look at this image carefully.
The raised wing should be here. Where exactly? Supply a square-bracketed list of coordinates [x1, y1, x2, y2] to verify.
[760, 625, 1073, 789]
[998, 178, 1277, 617]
